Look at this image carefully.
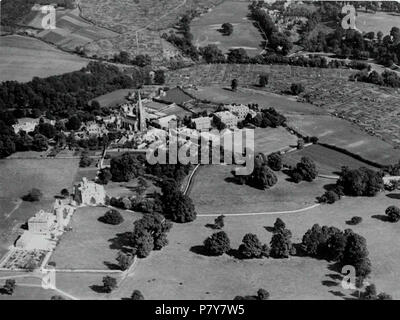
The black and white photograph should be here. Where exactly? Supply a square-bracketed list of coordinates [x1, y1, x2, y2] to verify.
[0, 0, 400, 309]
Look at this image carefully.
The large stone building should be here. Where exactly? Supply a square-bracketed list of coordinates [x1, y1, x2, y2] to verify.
[214, 111, 238, 128]
[226, 104, 250, 121]
[74, 178, 106, 206]
[192, 117, 212, 130]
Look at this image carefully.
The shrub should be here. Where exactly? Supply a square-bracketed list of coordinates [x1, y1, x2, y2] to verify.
[385, 206, 400, 222]
[290, 83, 305, 95]
[347, 216, 363, 225]
[3, 279, 16, 295]
[267, 152, 282, 171]
[318, 190, 340, 204]
[297, 138, 305, 150]
[116, 251, 133, 271]
[214, 215, 225, 229]
[22, 188, 43, 202]
[131, 290, 145, 300]
[257, 288, 270, 300]
[203, 231, 231, 256]
[102, 276, 117, 293]
[100, 209, 124, 225]
[60, 188, 69, 198]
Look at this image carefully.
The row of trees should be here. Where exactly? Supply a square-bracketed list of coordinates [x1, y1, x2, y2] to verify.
[203, 218, 294, 259]
[350, 69, 400, 88]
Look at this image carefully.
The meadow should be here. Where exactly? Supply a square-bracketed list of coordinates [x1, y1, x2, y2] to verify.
[115, 191, 400, 300]
[190, 0, 264, 56]
[50, 206, 141, 270]
[0, 35, 88, 83]
[356, 11, 400, 35]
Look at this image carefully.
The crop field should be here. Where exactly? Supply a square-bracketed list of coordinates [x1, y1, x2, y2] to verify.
[356, 11, 400, 35]
[0, 35, 88, 82]
[0, 158, 79, 259]
[283, 144, 379, 175]
[189, 164, 325, 215]
[50, 206, 141, 270]
[190, 0, 264, 56]
[112, 190, 400, 300]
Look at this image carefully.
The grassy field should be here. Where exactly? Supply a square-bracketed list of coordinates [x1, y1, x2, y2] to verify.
[254, 127, 297, 154]
[189, 164, 325, 215]
[190, 0, 263, 56]
[50, 207, 141, 270]
[357, 11, 400, 35]
[283, 144, 379, 175]
[110, 190, 400, 300]
[287, 114, 400, 166]
[0, 35, 88, 83]
[0, 158, 79, 259]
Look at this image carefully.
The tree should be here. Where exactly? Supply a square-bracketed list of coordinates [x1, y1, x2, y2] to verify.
[250, 164, 278, 189]
[3, 279, 16, 295]
[79, 154, 92, 168]
[98, 168, 112, 185]
[341, 231, 371, 279]
[51, 295, 66, 300]
[116, 251, 133, 271]
[110, 153, 144, 182]
[66, 115, 81, 131]
[163, 191, 197, 223]
[290, 83, 305, 95]
[227, 49, 249, 64]
[214, 215, 225, 229]
[267, 152, 282, 171]
[270, 229, 293, 258]
[385, 206, 400, 222]
[22, 188, 43, 202]
[273, 218, 286, 233]
[221, 22, 234, 36]
[238, 233, 268, 259]
[297, 138, 305, 149]
[131, 290, 145, 300]
[102, 276, 117, 293]
[259, 74, 269, 87]
[32, 134, 48, 151]
[203, 231, 231, 256]
[154, 70, 165, 85]
[101, 209, 124, 225]
[60, 188, 69, 198]
[200, 44, 226, 63]
[257, 288, 270, 300]
[291, 156, 318, 182]
[231, 79, 238, 91]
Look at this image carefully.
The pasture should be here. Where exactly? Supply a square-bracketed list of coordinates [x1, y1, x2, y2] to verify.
[0, 35, 88, 83]
[50, 206, 141, 270]
[189, 164, 325, 215]
[356, 11, 400, 35]
[287, 114, 400, 166]
[283, 144, 379, 175]
[190, 0, 264, 56]
[113, 189, 400, 300]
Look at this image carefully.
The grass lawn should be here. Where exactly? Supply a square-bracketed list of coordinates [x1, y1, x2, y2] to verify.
[191, 1, 263, 56]
[0, 35, 88, 83]
[283, 144, 379, 175]
[189, 164, 325, 215]
[50, 206, 141, 270]
[89, 89, 136, 109]
[287, 114, 400, 166]
[113, 190, 400, 300]
[0, 286, 58, 300]
[254, 127, 297, 154]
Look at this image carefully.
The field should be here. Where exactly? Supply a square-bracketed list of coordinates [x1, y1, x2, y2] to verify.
[189, 164, 325, 215]
[50, 206, 141, 270]
[0, 158, 79, 259]
[166, 64, 400, 164]
[254, 127, 297, 154]
[357, 11, 400, 35]
[0, 35, 88, 82]
[287, 114, 400, 166]
[190, 0, 264, 56]
[283, 144, 379, 175]
[90, 89, 135, 108]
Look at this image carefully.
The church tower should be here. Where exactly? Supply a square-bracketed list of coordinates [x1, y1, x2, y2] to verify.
[136, 90, 147, 132]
